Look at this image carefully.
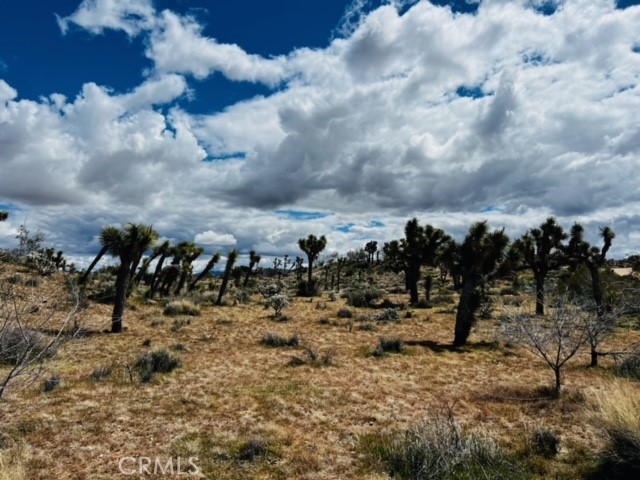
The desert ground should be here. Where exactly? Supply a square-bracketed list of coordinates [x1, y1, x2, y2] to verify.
[1, 266, 639, 480]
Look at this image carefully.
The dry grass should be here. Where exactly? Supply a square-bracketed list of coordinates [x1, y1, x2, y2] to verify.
[590, 381, 640, 469]
[1, 268, 640, 479]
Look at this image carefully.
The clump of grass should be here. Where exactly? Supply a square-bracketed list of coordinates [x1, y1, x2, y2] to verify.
[372, 337, 405, 357]
[413, 299, 432, 309]
[530, 427, 560, 458]
[0, 442, 27, 480]
[288, 347, 335, 367]
[357, 322, 376, 332]
[135, 349, 181, 383]
[360, 412, 525, 480]
[431, 294, 455, 305]
[42, 375, 60, 393]
[171, 318, 192, 332]
[235, 439, 270, 462]
[613, 353, 640, 380]
[150, 319, 165, 328]
[336, 307, 353, 319]
[591, 383, 640, 474]
[163, 300, 201, 317]
[0, 327, 56, 365]
[260, 332, 300, 348]
[234, 289, 251, 305]
[91, 365, 113, 382]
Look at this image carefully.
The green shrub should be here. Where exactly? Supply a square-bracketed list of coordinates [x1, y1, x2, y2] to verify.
[337, 308, 353, 319]
[373, 337, 404, 357]
[260, 332, 300, 348]
[135, 349, 181, 383]
[373, 308, 400, 322]
[343, 287, 385, 307]
[361, 413, 526, 480]
[163, 300, 201, 316]
[234, 289, 251, 304]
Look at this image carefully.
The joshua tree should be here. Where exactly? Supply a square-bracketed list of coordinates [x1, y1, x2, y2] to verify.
[383, 219, 449, 304]
[516, 217, 567, 315]
[216, 249, 239, 305]
[565, 224, 615, 317]
[147, 241, 172, 290]
[298, 234, 327, 296]
[454, 222, 509, 347]
[364, 241, 378, 265]
[105, 223, 158, 333]
[243, 250, 261, 288]
[79, 226, 122, 285]
[174, 242, 204, 295]
[188, 251, 221, 292]
[564, 223, 615, 366]
[134, 240, 169, 285]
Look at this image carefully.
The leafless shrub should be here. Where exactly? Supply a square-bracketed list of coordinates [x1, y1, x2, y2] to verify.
[0, 276, 80, 398]
[501, 293, 588, 395]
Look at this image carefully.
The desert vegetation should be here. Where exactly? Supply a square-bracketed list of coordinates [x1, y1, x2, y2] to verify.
[1, 216, 639, 479]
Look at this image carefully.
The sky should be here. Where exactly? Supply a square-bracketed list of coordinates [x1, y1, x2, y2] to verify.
[1, 0, 640, 269]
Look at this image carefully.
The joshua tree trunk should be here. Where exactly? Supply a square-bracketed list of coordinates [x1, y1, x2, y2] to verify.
[79, 246, 108, 285]
[454, 280, 476, 347]
[307, 260, 314, 294]
[149, 252, 169, 289]
[216, 251, 237, 306]
[189, 253, 220, 292]
[112, 255, 132, 333]
[406, 263, 420, 305]
[424, 273, 433, 302]
[535, 273, 545, 316]
[588, 264, 604, 318]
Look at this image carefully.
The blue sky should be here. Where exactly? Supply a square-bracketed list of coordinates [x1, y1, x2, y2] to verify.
[2, 0, 640, 266]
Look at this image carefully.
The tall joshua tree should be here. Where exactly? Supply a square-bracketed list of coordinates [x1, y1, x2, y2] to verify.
[383, 219, 449, 304]
[516, 217, 567, 316]
[565, 223, 615, 315]
[243, 250, 261, 288]
[174, 242, 204, 295]
[216, 249, 239, 305]
[105, 223, 158, 333]
[147, 240, 172, 292]
[134, 240, 168, 285]
[189, 251, 221, 292]
[454, 222, 509, 347]
[564, 223, 615, 367]
[298, 234, 327, 296]
[364, 241, 378, 265]
[79, 226, 122, 285]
